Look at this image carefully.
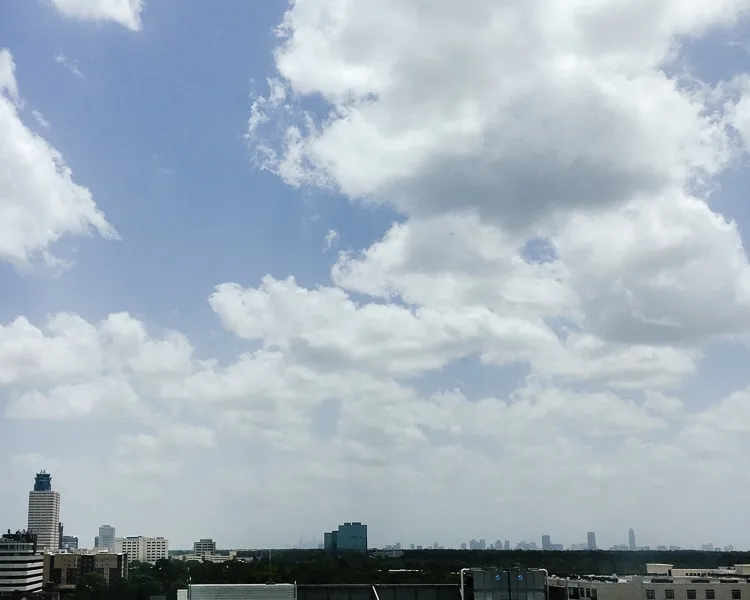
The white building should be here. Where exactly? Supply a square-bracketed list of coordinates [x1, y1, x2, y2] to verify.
[194, 539, 217, 558]
[116, 536, 169, 563]
[95, 525, 116, 550]
[27, 471, 61, 551]
[0, 531, 44, 595]
[550, 564, 750, 600]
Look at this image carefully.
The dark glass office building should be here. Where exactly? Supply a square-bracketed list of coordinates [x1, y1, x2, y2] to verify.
[323, 522, 367, 553]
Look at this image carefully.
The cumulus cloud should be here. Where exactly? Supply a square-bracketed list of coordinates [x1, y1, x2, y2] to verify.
[0, 304, 744, 546]
[0, 49, 116, 266]
[230, 0, 750, 544]
[49, 0, 143, 31]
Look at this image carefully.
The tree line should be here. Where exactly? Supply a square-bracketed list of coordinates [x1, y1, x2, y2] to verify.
[66, 550, 750, 600]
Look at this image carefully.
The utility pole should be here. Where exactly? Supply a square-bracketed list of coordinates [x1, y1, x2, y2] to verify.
[268, 548, 272, 584]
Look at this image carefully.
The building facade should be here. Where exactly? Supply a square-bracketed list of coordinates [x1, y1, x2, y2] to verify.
[27, 472, 61, 552]
[586, 532, 597, 551]
[194, 539, 217, 558]
[95, 526, 116, 551]
[469, 568, 548, 600]
[43, 552, 127, 590]
[0, 530, 44, 595]
[115, 537, 168, 564]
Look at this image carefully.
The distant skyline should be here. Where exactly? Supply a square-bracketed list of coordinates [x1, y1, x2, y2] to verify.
[4, 0, 750, 551]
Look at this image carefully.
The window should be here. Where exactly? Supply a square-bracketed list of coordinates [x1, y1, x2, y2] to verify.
[647, 591, 656, 600]
[586, 589, 591, 598]
[706, 590, 716, 600]
[732, 591, 742, 600]
[687, 590, 697, 599]
[665, 591, 675, 599]
[591, 590, 598, 600]
[568, 589, 580, 599]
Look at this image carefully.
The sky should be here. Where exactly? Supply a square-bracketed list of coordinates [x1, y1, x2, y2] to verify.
[4, 0, 750, 553]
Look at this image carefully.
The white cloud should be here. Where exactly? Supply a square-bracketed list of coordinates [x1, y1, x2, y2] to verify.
[324, 228, 339, 250]
[0, 49, 116, 266]
[54, 54, 84, 79]
[49, 0, 143, 31]
[228, 0, 750, 547]
[31, 110, 50, 128]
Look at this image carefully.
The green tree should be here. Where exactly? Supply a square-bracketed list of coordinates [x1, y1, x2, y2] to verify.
[73, 573, 108, 600]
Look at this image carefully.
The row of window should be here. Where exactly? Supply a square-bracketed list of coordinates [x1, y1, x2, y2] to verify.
[646, 590, 743, 600]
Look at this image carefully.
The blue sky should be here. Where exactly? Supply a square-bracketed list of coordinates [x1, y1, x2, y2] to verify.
[0, 0, 395, 348]
[3, 0, 750, 552]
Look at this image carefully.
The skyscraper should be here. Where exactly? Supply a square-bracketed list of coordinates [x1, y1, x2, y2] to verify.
[542, 535, 551, 550]
[27, 471, 61, 551]
[586, 531, 597, 551]
[95, 525, 116, 551]
[628, 528, 636, 551]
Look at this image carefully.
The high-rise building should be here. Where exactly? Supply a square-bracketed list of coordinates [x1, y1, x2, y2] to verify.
[323, 522, 367, 553]
[194, 539, 216, 558]
[586, 532, 597, 551]
[542, 535, 551, 550]
[116, 536, 168, 563]
[95, 525, 116, 551]
[61, 535, 78, 550]
[0, 530, 44, 595]
[27, 471, 61, 551]
[628, 528, 636, 551]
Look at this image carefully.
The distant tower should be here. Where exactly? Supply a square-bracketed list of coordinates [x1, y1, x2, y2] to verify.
[28, 471, 61, 551]
[542, 535, 552, 550]
[96, 525, 116, 551]
[628, 529, 636, 551]
[586, 531, 597, 551]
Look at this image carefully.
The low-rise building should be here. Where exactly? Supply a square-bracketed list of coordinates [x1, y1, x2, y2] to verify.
[549, 564, 750, 600]
[0, 530, 44, 595]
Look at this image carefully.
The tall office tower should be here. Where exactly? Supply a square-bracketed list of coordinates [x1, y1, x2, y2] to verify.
[27, 471, 61, 551]
[628, 528, 636, 551]
[96, 525, 116, 551]
[586, 531, 597, 551]
[542, 535, 551, 550]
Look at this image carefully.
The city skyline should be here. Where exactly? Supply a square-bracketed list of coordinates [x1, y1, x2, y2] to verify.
[1, 472, 744, 550]
[4, 0, 750, 552]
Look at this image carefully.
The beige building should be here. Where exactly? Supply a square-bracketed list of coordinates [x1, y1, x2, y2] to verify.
[550, 564, 750, 600]
[27, 472, 61, 551]
[115, 536, 169, 563]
